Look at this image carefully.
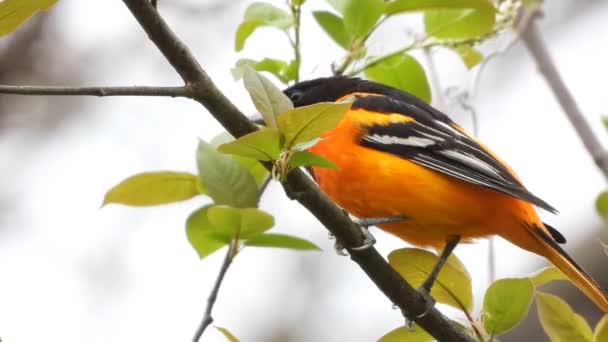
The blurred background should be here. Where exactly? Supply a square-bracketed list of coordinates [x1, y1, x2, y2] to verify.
[0, 0, 607, 341]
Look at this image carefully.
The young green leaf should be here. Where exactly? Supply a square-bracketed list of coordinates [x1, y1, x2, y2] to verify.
[595, 191, 608, 219]
[424, 1, 496, 40]
[196, 141, 260, 208]
[206, 206, 274, 239]
[245, 233, 321, 250]
[215, 326, 240, 342]
[452, 45, 483, 69]
[593, 315, 608, 342]
[388, 248, 473, 312]
[326, 0, 348, 13]
[536, 291, 593, 342]
[378, 325, 433, 342]
[482, 278, 534, 336]
[288, 150, 337, 169]
[342, 0, 384, 40]
[277, 102, 351, 149]
[313, 11, 350, 49]
[234, 2, 294, 51]
[528, 266, 567, 287]
[243, 66, 293, 128]
[385, 0, 492, 14]
[232, 156, 269, 187]
[0, 0, 58, 36]
[218, 128, 282, 161]
[232, 58, 290, 83]
[365, 54, 431, 103]
[186, 206, 231, 259]
[238, 207, 275, 238]
[102, 171, 200, 207]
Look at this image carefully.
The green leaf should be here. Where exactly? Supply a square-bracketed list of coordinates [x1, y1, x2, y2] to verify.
[536, 291, 593, 342]
[388, 248, 473, 311]
[232, 156, 269, 187]
[277, 102, 351, 149]
[482, 278, 534, 336]
[385, 0, 492, 14]
[313, 11, 350, 49]
[215, 326, 240, 342]
[365, 54, 431, 103]
[218, 128, 282, 161]
[245, 233, 321, 250]
[594, 315, 608, 342]
[452, 45, 483, 69]
[378, 325, 433, 342]
[102, 171, 200, 207]
[0, 0, 57, 36]
[196, 141, 260, 208]
[288, 150, 337, 169]
[213, 325, 239, 342]
[326, 0, 348, 13]
[243, 66, 293, 128]
[211, 132, 270, 187]
[186, 206, 230, 259]
[232, 58, 295, 84]
[595, 191, 608, 219]
[342, 0, 384, 40]
[234, 2, 294, 51]
[207, 206, 274, 238]
[424, 1, 496, 39]
[529, 266, 567, 287]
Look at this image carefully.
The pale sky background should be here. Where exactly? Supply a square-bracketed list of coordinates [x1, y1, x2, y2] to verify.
[0, 1, 607, 341]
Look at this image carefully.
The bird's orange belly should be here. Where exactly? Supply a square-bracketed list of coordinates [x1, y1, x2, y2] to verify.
[309, 138, 521, 248]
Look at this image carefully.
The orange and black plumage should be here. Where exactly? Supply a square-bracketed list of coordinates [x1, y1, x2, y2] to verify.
[282, 76, 608, 312]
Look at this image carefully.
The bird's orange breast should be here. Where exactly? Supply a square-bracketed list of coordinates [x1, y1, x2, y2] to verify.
[308, 110, 543, 249]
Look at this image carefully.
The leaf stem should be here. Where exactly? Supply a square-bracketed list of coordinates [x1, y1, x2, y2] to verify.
[192, 239, 239, 342]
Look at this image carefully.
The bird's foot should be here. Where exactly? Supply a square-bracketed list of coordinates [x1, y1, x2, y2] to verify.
[333, 225, 376, 255]
[403, 286, 436, 328]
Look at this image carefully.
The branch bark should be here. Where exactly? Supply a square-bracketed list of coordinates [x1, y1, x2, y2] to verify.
[0, 85, 191, 97]
[521, 14, 608, 179]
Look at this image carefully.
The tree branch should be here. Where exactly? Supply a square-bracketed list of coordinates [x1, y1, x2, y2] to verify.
[521, 13, 608, 179]
[119, 1, 472, 340]
[192, 240, 238, 342]
[0, 85, 191, 97]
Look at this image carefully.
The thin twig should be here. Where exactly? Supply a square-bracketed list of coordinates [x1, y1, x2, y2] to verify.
[521, 14, 608, 178]
[0, 85, 191, 97]
[192, 240, 238, 342]
[289, 2, 302, 83]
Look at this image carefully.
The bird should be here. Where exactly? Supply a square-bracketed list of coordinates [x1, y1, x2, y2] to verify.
[281, 76, 608, 312]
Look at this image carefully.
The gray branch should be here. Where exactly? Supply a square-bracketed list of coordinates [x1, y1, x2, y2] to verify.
[0, 85, 191, 97]
[521, 15, 608, 178]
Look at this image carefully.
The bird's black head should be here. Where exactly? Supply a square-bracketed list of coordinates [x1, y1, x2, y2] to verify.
[283, 76, 367, 107]
[283, 76, 419, 108]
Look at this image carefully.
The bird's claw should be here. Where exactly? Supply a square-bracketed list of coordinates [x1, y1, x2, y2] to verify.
[403, 286, 436, 329]
[351, 225, 376, 251]
[333, 225, 376, 255]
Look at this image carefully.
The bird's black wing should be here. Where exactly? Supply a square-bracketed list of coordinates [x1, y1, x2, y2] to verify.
[352, 94, 557, 213]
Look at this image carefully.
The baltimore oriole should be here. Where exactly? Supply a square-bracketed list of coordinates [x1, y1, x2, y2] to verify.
[282, 76, 608, 312]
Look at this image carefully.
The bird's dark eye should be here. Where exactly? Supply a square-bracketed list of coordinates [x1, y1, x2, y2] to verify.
[289, 90, 304, 103]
